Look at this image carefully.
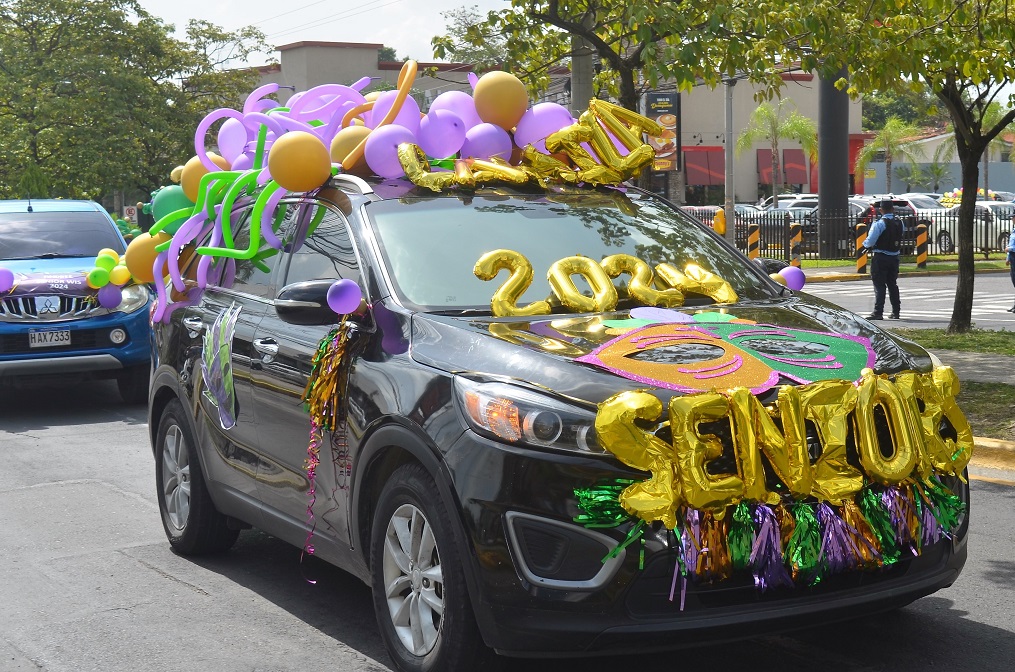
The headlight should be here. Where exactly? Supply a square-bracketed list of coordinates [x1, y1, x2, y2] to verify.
[114, 285, 150, 314]
[454, 377, 605, 455]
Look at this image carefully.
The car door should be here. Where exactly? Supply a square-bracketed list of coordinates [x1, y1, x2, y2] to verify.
[178, 208, 284, 504]
[249, 200, 367, 556]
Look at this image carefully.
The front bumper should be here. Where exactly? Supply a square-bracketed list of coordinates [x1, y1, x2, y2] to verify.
[443, 431, 968, 657]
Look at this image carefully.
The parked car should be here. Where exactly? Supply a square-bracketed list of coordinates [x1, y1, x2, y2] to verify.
[150, 175, 971, 672]
[759, 192, 818, 209]
[935, 202, 1008, 254]
[680, 204, 721, 227]
[0, 199, 151, 403]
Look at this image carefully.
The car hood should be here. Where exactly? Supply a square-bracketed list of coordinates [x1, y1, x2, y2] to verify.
[0, 258, 95, 297]
[409, 294, 933, 407]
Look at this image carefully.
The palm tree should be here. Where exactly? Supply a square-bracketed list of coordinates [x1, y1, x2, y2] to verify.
[980, 103, 1015, 195]
[925, 140, 956, 192]
[735, 100, 818, 208]
[854, 116, 925, 194]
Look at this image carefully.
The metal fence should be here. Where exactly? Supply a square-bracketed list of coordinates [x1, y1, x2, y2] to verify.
[681, 207, 1014, 262]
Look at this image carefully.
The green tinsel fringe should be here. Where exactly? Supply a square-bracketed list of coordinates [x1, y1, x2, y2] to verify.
[858, 486, 901, 565]
[786, 502, 822, 584]
[921, 477, 966, 532]
[728, 501, 754, 572]
[574, 480, 636, 528]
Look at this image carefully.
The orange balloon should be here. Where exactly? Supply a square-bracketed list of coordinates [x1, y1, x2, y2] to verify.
[180, 153, 229, 202]
[473, 71, 529, 131]
[331, 125, 373, 175]
[268, 131, 333, 192]
[124, 231, 172, 284]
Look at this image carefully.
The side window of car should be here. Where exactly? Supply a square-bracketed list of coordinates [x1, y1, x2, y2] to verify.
[281, 202, 361, 289]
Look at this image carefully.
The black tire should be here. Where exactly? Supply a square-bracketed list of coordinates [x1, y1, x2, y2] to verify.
[117, 363, 150, 404]
[937, 231, 955, 254]
[998, 232, 1009, 252]
[370, 463, 502, 672]
[154, 399, 239, 555]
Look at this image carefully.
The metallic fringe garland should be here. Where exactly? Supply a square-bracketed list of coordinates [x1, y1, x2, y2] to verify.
[573, 477, 964, 595]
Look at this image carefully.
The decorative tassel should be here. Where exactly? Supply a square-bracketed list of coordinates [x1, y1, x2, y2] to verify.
[302, 320, 353, 431]
[728, 502, 755, 572]
[840, 500, 882, 569]
[917, 477, 966, 536]
[816, 502, 879, 576]
[859, 486, 901, 565]
[750, 504, 793, 591]
[683, 510, 730, 582]
[603, 520, 645, 562]
[574, 480, 637, 528]
[916, 492, 942, 547]
[786, 502, 822, 583]
[881, 486, 920, 558]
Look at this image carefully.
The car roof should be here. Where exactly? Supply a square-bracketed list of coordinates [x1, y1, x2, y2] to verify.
[0, 199, 106, 214]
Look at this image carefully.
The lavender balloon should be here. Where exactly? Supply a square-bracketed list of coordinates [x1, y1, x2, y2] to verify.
[364, 125, 417, 178]
[0, 267, 13, 293]
[429, 90, 482, 130]
[418, 109, 466, 158]
[97, 283, 123, 309]
[327, 279, 362, 314]
[514, 102, 573, 153]
[369, 90, 421, 135]
[779, 265, 806, 291]
[217, 118, 248, 164]
[461, 123, 512, 161]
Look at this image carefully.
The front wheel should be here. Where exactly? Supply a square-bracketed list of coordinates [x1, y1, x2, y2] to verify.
[937, 230, 955, 254]
[370, 463, 502, 672]
[155, 399, 239, 555]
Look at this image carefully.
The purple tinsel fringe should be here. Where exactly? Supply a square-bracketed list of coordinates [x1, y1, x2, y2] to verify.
[681, 509, 703, 578]
[881, 487, 919, 557]
[816, 502, 877, 574]
[920, 493, 944, 547]
[750, 504, 793, 591]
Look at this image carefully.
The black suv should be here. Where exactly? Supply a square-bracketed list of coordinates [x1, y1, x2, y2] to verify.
[149, 175, 970, 672]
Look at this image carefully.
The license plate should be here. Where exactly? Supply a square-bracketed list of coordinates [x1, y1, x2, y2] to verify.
[29, 330, 71, 348]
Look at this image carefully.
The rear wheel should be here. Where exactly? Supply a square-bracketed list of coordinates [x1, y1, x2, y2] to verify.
[370, 463, 502, 672]
[117, 363, 150, 404]
[998, 232, 1010, 252]
[155, 399, 238, 554]
[937, 230, 955, 254]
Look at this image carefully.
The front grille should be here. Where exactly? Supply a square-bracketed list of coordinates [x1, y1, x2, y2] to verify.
[0, 295, 109, 322]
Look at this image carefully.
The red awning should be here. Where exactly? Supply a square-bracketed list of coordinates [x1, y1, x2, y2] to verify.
[757, 149, 774, 184]
[683, 148, 725, 186]
[783, 148, 808, 185]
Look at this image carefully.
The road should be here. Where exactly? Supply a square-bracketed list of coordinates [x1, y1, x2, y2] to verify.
[803, 268, 1015, 330]
[2, 372, 1014, 671]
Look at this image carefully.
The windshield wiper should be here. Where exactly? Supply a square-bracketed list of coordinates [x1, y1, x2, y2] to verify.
[4, 253, 88, 260]
[428, 308, 492, 316]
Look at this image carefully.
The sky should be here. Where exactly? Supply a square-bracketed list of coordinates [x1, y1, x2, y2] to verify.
[137, 0, 505, 66]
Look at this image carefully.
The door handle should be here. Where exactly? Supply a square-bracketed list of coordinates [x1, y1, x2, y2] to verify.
[182, 316, 204, 336]
[253, 338, 279, 363]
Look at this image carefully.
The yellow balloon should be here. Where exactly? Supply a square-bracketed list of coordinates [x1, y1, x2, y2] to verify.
[124, 231, 172, 284]
[269, 131, 333, 192]
[97, 248, 120, 264]
[180, 153, 230, 202]
[170, 165, 184, 183]
[473, 71, 529, 131]
[330, 125, 373, 175]
[109, 265, 132, 286]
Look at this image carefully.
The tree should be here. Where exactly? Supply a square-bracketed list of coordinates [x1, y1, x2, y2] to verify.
[378, 46, 399, 62]
[862, 85, 949, 130]
[431, 5, 507, 71]
[853, 117, 924, 194]
[734, 100, 817, 207]
[0, 0, 271, 203]
[793, 1, 1015, 332]
[979, 102, 1015, 194]
[894, 164, 929, 192]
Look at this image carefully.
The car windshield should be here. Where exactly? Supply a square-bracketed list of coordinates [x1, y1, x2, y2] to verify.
[366, 188, 779, 312]
[906, 195, 945, 209]
[0, 211, 124, 259]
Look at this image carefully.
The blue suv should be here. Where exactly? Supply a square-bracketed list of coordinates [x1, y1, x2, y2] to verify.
[0, 200, 151, 403]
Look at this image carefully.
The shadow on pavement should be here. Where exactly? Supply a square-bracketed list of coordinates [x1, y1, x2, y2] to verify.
[0, 378, 147, 432]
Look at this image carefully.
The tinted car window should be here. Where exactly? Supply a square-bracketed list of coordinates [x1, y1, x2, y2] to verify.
[281, 203, 360, 288]
[0, 211, 124, 259]
[366, 191, 776, 311]
[208, 210, 282, 298]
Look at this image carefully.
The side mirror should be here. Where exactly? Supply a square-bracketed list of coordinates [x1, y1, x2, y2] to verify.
[275, 279, 363, 325]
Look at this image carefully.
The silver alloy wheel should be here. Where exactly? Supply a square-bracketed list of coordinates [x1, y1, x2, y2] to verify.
[162, 423, 191, 532]
[381, 503, 445, 655]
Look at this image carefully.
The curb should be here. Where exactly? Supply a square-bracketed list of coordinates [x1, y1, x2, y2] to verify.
[972, 436, 1015, 471]
[806, 266, 1009, 284]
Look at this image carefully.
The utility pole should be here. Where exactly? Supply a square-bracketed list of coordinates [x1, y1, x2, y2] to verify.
[818, 67, 850, 259]
[723, 78, 737, 244]
[569, 17, 595, 117]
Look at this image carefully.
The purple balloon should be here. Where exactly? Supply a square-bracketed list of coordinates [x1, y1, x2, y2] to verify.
[514, 103, 573, 153]
[779, 265, 806, 291]
[369, 90, 421, 135]
[327, 278, 362, 314]
[461, 123, 512, 161]
[418, 110, 466, 158]
[231, 151, 254, 171]
[97, 283, 123, 309]
[364, 125, 418, 178]
[217, 118, 248, 164]
[0, 267, 13, 293]
[429, 90, 482, 130]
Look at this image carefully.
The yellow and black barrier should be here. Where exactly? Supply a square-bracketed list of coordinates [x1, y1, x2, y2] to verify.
[855, 223, 868, 274]
[916, 223, 928, 268]
[748, 223, 760, 260]
[789, 222, 802, 267]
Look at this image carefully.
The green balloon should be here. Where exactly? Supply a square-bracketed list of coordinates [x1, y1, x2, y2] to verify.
[87, 267, 110, 288]
[151, 184, 195, 223]
[94, 254, 117, 271]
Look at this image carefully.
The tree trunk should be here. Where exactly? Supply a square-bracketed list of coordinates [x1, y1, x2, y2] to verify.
[771, 140, 782, 207]
[885, 157, 892, 193]
[948, 150, 982, 333]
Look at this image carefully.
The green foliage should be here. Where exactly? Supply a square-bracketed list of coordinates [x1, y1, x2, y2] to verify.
[854, 117, 925, 193]
[862, 86, 949, 131]
[378, 46, 399, 62]
[0, 0, 271, 202]
[431, 5, 507, 71]
[735, 100, 817, 201]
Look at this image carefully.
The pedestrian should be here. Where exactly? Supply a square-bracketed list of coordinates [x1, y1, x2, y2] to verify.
[863, 200, 902, 320]
[1006, 228, 1015, 312]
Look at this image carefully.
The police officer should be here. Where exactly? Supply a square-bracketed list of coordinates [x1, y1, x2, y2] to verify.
[863, 200, 902, 320]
